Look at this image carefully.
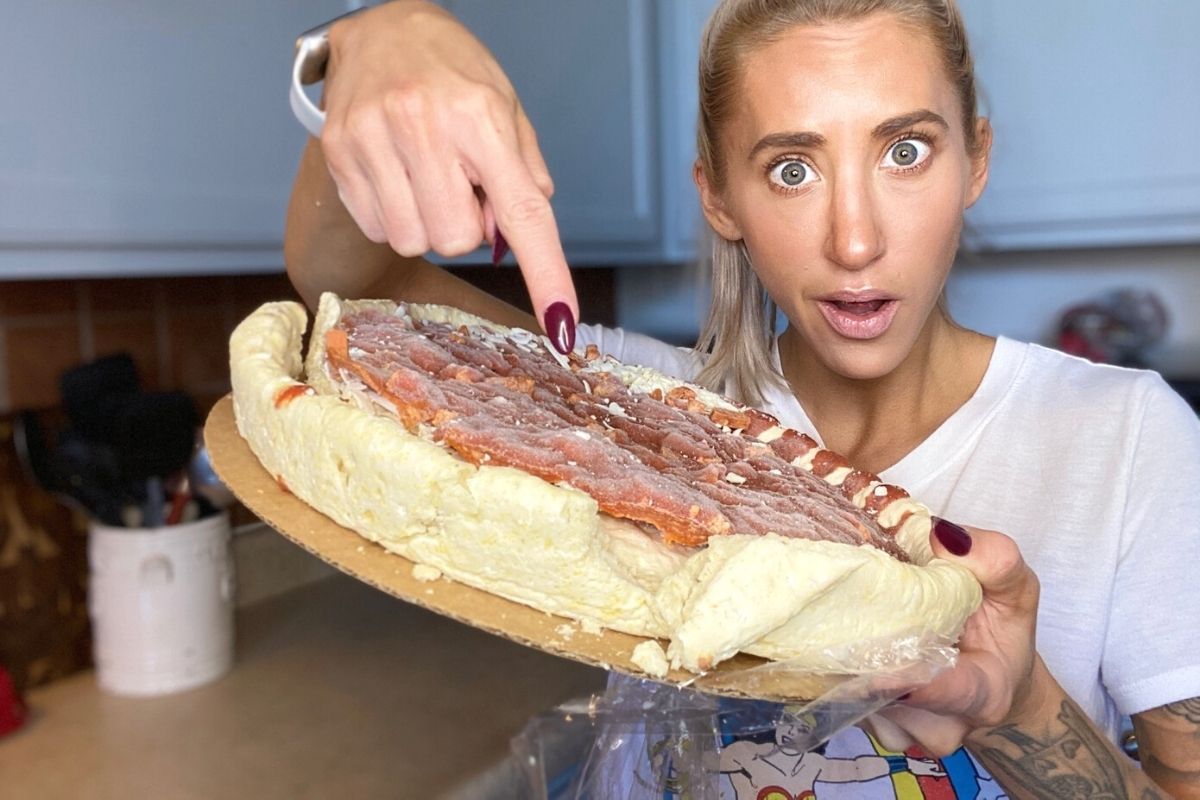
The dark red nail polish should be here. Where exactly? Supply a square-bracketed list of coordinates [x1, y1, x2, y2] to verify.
[932, 517, 972, 557]
[897, 692, 912, 702]
[491, 230, 509, 266]
[543, 302, 575, 355]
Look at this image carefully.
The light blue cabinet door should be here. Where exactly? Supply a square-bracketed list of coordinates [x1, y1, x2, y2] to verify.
[444, 0, 661, 261]
[0, 0, 346, 279]
[656, 0, 720, 263]
[959, 0, 1200, 249]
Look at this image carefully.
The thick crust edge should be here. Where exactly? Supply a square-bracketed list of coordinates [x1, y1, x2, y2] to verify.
[229, 296, 981, 674]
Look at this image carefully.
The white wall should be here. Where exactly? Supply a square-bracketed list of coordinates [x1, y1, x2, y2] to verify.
[615, 245, 1200, 376]
[948, 247, 1200, 375]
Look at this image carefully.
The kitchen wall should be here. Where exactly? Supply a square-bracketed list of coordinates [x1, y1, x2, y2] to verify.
[0, 275, 299, 415]
[948, 246, 1200, 376]
[0, 268, 619, 415]
[616, 245, 1200, 378]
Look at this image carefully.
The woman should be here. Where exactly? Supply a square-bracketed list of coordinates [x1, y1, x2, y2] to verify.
[284, 1, 1200, 796]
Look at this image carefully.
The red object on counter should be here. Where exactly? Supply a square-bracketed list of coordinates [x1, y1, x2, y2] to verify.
[0, 665, 29, 737]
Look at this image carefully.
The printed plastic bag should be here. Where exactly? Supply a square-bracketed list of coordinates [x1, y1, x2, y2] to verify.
[511, 632, 958, 799]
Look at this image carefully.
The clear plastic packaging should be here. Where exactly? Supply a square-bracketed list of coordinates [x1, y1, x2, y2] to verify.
[511, 633, 958, 798]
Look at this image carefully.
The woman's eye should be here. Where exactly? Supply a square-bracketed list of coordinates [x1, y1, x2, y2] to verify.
[885, 138, 930, 169]
[769, 159, 815, 189]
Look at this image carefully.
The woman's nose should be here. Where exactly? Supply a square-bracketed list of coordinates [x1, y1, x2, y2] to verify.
[824, 175, 885, 270]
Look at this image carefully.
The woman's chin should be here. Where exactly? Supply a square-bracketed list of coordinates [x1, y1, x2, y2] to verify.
[783, 316, 922, 384]
[815, 338, 909, 383]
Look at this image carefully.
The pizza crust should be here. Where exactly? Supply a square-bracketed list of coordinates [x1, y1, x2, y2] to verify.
[230, 295, 981, 674]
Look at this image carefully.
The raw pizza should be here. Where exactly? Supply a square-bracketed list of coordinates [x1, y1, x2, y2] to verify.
[230, 294, 980, 676]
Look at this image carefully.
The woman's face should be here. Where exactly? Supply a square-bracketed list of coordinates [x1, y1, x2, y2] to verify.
[698, 14, 990, 381]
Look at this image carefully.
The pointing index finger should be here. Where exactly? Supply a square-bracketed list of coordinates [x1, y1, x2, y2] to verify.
[463, 130, 578, 350]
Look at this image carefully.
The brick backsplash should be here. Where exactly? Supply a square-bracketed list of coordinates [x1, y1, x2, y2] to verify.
[0, 274, 301, 414]
[0, 267, 617, 415]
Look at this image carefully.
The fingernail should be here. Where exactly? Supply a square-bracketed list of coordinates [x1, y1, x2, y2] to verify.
[543, 302, 575, 355]
[932, 517, 972, 557]
[491, 230, 509, 267]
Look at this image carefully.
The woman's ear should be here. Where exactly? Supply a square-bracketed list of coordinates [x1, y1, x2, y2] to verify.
[694, 160, 744, 241]
[965, 118, 992, 209]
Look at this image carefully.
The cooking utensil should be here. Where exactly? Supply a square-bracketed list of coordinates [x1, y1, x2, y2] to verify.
[13, 412, 127, 525]
[143, 476, 165, 529]
[165, 472, 191, 526]
[188, 442, 235, 510]
[112, 392, 199, 484]
[59, 353, 140, 443]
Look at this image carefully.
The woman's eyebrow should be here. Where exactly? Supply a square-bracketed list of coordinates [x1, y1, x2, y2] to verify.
[747, 110, 948, 161]
[873, 109, 949, 139]
[747, 131, 826, 160]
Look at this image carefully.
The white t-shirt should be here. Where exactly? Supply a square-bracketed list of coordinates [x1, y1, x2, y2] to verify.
[575, 324, 1200, 798]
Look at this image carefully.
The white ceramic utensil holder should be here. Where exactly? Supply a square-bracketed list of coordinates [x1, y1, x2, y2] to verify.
[88, 512, 234, 696]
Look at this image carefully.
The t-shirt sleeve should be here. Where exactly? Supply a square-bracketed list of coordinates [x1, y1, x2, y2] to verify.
[575, 323, 706, 383]
[1102, 374, 1200, 715]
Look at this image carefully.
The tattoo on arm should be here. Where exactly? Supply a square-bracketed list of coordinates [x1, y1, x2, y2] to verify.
[1162, 698, 1200, 725]
[1135, 696, 1200, 795]
[975, 699, 1166, 800]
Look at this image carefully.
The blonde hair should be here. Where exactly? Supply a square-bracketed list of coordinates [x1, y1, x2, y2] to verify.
[692, 0, 980, 404]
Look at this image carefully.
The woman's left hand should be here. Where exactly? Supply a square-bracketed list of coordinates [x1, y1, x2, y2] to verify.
[868, 521, 1044, 756]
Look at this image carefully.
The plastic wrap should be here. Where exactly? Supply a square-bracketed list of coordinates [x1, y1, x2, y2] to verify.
[512, 633, 959, 799]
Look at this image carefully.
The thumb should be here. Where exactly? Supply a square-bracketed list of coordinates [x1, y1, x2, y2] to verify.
[931, 519, 1037, 609]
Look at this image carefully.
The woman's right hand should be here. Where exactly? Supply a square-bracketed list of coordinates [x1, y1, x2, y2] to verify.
[319, 1, 578, 342]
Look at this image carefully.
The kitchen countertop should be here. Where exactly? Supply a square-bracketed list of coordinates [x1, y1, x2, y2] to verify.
[0, 571, 607, 799]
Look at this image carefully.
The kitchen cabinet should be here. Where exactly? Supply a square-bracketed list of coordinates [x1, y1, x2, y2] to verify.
[1, 0, 348, 279]
[3, 1, 714, 278]
[440, 0, 712, 265]
[958, 0, 1200, 250]
[442, 0, 659, 261]
[7, 2, 1193, 280]
[656, 1, 720, 262]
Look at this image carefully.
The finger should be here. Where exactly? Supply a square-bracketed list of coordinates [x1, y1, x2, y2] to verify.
[344, 104, 442, 257]
[930, 520, 1037, 607]
[900, 652, 1000, 719]
[478, 194, 508, 267]
[876, 705, 971, 759]
[466, 125, 578, 347]
[864, 712, 915, 753]
[516, 106, 554, 198]
[321, 130, 389, 244]
[400, 146, 486, 258]
[380, 166, 430, 258]
[354, 128, 432, 257]
[482, 197, 497, 249]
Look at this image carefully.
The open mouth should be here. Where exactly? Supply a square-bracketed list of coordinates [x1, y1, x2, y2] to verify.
[817, 298, 898, 340]
[832, 299, 888, 316]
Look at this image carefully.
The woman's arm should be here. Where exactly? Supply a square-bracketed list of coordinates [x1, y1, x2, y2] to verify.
[1133, 699, 1200, 798]
[966, 659, 1179, 799]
